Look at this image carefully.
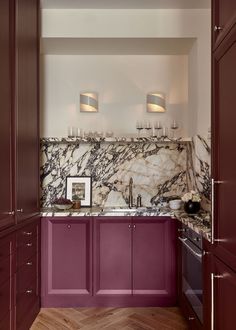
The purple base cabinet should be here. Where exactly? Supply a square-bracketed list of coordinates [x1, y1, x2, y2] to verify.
[94, 216, 177, 306]
[41, 217, 93, 307]
[41, 216, 177, 307]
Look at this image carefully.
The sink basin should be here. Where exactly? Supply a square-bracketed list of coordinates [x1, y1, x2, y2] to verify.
[101, 207, 157, 213]
[102, 207, 137, 213]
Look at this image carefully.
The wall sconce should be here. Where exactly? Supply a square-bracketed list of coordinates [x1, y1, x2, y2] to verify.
[147, 93, 165, 113]
[80, 92, 98, 112]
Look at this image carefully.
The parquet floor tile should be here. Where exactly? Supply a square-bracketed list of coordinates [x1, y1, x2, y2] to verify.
[30, 307, 188, 330]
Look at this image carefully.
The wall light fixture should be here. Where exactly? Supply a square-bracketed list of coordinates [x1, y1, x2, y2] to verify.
[147, 93, 165, 113]
[80, 92, 98, 112]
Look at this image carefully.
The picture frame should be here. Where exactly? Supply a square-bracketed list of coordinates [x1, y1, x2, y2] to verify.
[66, 176, 92, 207]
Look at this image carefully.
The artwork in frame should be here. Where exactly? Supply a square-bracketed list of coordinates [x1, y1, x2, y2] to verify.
[66, 176, 92, 207]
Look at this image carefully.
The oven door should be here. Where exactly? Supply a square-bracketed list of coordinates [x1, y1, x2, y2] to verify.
[179, 236, 203, 323]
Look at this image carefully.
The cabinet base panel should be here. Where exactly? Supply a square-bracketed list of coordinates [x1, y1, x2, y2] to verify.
[41, 295, 177, 308]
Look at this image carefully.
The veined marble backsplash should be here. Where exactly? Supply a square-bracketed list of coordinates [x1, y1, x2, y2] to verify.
[40, 140, 188, 208]
[40, 136, 211, 210]
[187, 135, 211, 211]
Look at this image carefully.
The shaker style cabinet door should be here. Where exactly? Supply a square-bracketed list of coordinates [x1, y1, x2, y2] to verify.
[15, 0, 39, 222]
[94, 217, 132, 296]
[42, 217, 92, 298]
[212, 24, 236, 270]
[212, 0, 236, 49]
[0, 0, 14, 231]
[212, 257, 236, 330]
[132, 217, 177, 304]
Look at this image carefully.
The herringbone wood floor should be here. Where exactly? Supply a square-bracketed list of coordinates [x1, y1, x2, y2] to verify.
[30, 307, 188, 330]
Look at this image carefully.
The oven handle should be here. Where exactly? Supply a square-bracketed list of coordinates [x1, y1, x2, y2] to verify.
[178, 237, 202, 259]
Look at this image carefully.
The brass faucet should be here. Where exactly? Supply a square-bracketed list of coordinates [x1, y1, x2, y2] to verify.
[128, 177, 134, 208]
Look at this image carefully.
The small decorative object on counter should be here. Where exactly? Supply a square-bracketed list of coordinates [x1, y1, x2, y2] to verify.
[182, 191, 201, 214]
[169, 199, 182, 210]
[73, 199, 81, 209]
[52, 197, 73, 210]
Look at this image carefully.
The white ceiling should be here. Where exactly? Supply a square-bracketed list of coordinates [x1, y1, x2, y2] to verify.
[41, 0, 211, 10]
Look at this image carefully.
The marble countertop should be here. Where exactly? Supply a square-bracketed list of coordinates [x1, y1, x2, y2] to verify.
[41, 206, 211, 242]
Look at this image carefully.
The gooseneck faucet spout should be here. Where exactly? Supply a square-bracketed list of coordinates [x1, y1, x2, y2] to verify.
[129, 177, 134, 208]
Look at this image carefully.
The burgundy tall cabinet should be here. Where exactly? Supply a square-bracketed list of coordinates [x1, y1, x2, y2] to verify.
[0, 0, 14, 231]
[210, 1, 236, 329]
[15, 0, 39, 222]
[0, 0, 40, 329]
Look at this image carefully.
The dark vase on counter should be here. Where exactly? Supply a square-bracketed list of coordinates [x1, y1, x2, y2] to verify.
[184, 200, 200, 214]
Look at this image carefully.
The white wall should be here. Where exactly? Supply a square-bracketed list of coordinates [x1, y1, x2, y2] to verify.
[40, 55, 188, 137]
[40, 9, 211, 138]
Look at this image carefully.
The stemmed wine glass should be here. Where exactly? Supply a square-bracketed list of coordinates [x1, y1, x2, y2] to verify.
[136, 121, 143, 138]
[144, 121, 152, 137]
[154, 121, 162, 138]
[170, 120, 179, 140]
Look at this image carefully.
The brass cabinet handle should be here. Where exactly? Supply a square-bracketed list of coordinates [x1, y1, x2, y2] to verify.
[26, 262, 33, 266]
[26, 243, 33, 247]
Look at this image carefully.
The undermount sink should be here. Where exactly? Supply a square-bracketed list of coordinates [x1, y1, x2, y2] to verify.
[101, 207, 157, 213]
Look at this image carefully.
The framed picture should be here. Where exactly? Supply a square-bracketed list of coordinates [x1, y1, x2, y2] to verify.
[66, 176, 92, 207]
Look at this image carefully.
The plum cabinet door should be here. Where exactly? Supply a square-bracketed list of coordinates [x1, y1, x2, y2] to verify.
[15, 0, 39, 223]
[212, 0, 236, 49]
[212, 257, 236, 330]
[0, 0, 14, 231]
[43, 217, 92, 297]
[94, 217, 132, 296]
[132, 217, 177, 303]
[212, 24, 236, 269]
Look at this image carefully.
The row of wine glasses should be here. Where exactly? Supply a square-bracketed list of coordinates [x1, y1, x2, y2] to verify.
[136, 120, 179, 139]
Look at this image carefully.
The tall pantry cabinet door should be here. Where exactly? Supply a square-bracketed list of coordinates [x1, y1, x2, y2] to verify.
[15, 0, 39, 222]
[212, 24, 236, 270]
[0, 0, 15, 230]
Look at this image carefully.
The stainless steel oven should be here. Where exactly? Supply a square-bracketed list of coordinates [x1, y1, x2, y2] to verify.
[179, 224, 203, 323]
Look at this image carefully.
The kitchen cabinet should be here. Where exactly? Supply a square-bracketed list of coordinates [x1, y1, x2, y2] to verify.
[94, 217, 132, 296]
[41, 217, 92, 307]
[211, 256, 236, 330]
[0, 0, 39, 229]
[132, 217, 176, 298]
[94, 216, 177, 305]
[212, 0, 236, 49]
[0, 233, 15, 330]
[0, 0, 14, 231]
[15, 218, 40, 330]
[0, 217, 40, 330]
[212, 22, 236, 271]
[15, 0, 39, 223]
[42, 216, 177, 307]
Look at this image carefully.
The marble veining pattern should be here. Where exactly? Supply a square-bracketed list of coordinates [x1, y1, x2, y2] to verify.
[187, 135, 211, 211]
[40, 140, 188, 208]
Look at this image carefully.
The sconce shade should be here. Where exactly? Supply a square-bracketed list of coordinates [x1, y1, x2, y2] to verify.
[80, 92, 98, 112]
[147, 93, 165, 113]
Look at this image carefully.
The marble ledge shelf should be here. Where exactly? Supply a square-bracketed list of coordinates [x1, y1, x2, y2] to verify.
[40, 137, 192, 144]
